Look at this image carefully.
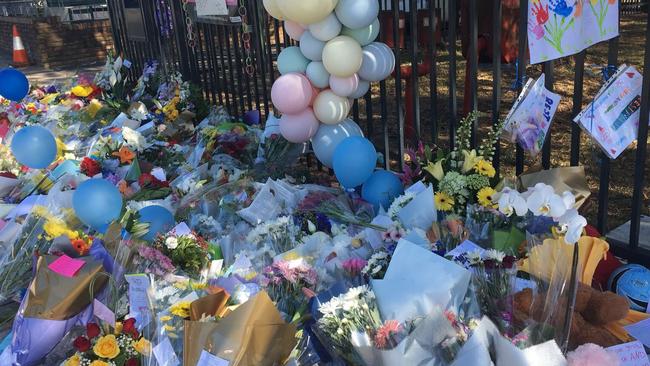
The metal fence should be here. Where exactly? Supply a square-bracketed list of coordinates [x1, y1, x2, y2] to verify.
[108, 0, 650, 265]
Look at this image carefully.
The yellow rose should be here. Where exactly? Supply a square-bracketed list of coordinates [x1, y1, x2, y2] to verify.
[133, 337, 152, 355]
[92, 334, 121, 359]
[114, 322, 123, 335]
[89, 361, 109, 366]
[63, 354, 81, 366]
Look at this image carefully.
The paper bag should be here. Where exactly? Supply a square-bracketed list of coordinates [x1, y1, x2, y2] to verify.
[519, 166, 591, 210]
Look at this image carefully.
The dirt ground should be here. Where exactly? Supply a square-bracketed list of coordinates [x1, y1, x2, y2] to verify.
[349, 13, 649, 233]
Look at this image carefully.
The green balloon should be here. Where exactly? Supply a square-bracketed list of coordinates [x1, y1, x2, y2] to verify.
[341, 18, 380, 46]
[278, 46, 309, 75]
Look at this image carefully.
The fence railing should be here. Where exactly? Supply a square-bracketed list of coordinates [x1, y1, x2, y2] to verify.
[107, 0, 650, 265]
[0, 0, 45, 17]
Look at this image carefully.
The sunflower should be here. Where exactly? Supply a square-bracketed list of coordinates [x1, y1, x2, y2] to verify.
[477, 187, 497, 208]
[474, 159, 496, 178]
[434, 192, 455, 212]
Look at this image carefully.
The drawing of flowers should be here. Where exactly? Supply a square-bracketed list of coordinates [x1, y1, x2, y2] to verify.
[532, 0, 576, 54]
[589, 0, 613, 36]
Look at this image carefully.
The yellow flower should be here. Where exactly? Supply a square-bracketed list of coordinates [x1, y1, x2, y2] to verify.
[351, 238, 362, 248]
[191, 282, 207, 290]
[114, 322, 123, 335]
[92, 334, 121, 359]
[71, 85, 94, 98]
[133, 337, 152, 355]
[163, 324, 175, 332]
[243, 271, 258, 281]
[462, 149, 481, 173]
[159, 315, 172, 322]
[474, 159, 496, 178]
[435, 192, 455, 212]
[283, 251, 300, 261]
[63, 354, 81, 366]
[43, 218, 79, 240]
[32, 205, 52, 219]
[477, 187, 497, 208]
[169, 301, 191, 318]
[40, 93, 59, 105]
[424, 160, 444, 181]
[87, 99, 103, 118]
[89, 361, 109, 366]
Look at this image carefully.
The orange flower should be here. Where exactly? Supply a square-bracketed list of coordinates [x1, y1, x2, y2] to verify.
[112, 146, 135, 164]
[71, 238, 91, 255]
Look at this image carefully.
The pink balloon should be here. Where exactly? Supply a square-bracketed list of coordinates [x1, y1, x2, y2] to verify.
[329, 74, 360, 97]
[310, 86, 321, 106]
[271, 73, 313, 114]
[280, 108, 320, 143]
[284, 21, 305, 41]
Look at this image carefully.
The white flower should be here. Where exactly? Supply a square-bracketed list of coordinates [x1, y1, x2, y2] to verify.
[387, 192, 416, 219]
[497, 188, 527, 217]
[122, 126, 149, 152]
[556, 208, 587, 244]
[484, 249, 506, 262]
[561, 191, 576, 210]
[526, 183, 567, 218]
[165, 236, 178, 250]
[467, 250, 483, 265]
[307, 220, 317, 233]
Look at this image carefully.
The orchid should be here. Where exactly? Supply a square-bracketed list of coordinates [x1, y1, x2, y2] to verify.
[497, 188, 527, 217]
[556, 208, 587, 244]
[526, 183, 567, 217]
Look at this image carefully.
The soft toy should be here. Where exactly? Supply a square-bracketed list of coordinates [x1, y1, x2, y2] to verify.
[514, 282, 630, 350]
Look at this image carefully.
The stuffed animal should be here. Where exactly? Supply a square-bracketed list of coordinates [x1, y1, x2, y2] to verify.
[514, 282, 630, 350]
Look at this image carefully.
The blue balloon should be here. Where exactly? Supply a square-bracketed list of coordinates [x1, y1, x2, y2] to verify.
[10, 125, 57, 169]
[0, 68, 29, 102]
[138, 205, 175, 242]
[73, 179, 123, 232]
[332, 136, 377, 188]
[362, 170, 404, 211]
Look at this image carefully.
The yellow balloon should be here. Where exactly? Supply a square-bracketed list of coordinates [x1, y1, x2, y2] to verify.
[322, 36, 363, 78]
[276, 0, 338, 25]
[263, 0, 285, 20]
[313, 89, 350, 125]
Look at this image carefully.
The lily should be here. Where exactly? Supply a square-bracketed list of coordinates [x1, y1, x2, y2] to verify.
[462, 149, 481, 173]
[424, 160, 445, 181]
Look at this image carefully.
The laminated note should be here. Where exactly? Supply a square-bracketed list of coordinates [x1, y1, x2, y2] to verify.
[196, 0, 228, 17]
[607, 341, 650, 366]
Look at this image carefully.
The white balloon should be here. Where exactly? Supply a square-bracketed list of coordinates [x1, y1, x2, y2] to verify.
[341, 18, 380, 46]
[311, 119, 363, 168]
[335, 0, 379, 30]
[306, 62, 331, 89]
[309, 13, 342, 42]
[349, 79, 370, 99]
[299, 31, 325, 61]
[322, 36, 363, 78]
[313, 89, 350, 125]
[329, 74, 359, 97]
[358, 42, 395, 82]
[263, 0, 285, 20]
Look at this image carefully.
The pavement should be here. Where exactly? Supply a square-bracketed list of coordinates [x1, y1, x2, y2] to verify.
[0, 51, 103, 85]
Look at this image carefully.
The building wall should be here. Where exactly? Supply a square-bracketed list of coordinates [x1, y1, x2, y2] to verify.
[0, 16, 113, 69]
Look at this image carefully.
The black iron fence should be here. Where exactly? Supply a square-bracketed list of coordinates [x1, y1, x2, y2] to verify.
[108, 0, 650, 265]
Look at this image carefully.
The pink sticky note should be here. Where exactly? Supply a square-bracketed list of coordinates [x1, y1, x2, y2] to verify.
[48, 255, 85, 278]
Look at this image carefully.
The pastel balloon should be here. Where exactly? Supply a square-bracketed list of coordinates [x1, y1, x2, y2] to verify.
[310, 86, 321, 106]
[279, 108, 320, 143]
[333, 136, 377, 188]
[313, 89, 350, 125]
[349, 79, 370, 99]
[0, 68, 29, 102]
[271, 73, 313, 114]
[73, 179, 123, 232]
[277, 46, 310, 75]
[138, 205, 175, 242]
[358, 42, 396, 82]
[311, 118, 363, 168]
[309, 13, 342, 42]
[362, 170, 404, 211]
[299, 31, 325, 61]
[263, 0, 285, 20]
[276, 0, 338, 25]
[284, 20, 305, 41]
[306, 62, 330, 89]
[322, 36, 363, 77]
[335, 0, 379, 29]
[10, 126, 57, 169]
[329, 74, 359, 97]
[341, 18, 380, 46]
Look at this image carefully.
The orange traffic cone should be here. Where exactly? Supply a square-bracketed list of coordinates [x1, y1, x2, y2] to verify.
[12, 25, 29, 68]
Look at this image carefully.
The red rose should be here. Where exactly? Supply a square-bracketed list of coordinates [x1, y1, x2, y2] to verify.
[123, 317, 139, 338]
[125, 359, 140, 366]
[80, 157, 101, 177]
[86, 323, 100, 339]
[73, 336, 91, 352]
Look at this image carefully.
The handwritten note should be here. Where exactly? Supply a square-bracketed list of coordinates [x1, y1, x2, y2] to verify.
[625, 318, 650, 348]
[196, 0, 228, 16]
[48, 255, 85, 277]
[607, 341, 650, 366]
[125, 274, 152, 327]
[171, 222, 192, 236]
[198, 350, 229, 365]
[153, 337, 181, 366]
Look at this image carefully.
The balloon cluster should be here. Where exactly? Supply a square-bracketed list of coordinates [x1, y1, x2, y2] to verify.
[265, 0, 401, 203]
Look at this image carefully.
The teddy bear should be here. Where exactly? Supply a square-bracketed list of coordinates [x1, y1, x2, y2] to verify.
[514, 282, 630, 350]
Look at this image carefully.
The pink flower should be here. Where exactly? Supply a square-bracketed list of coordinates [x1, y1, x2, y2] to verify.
[374, 320, 402, 349]
[342, 258, 367, 276]
[567, 343, 620, 366]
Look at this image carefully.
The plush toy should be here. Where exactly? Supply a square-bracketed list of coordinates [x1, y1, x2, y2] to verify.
[514, 282, 630, 350]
